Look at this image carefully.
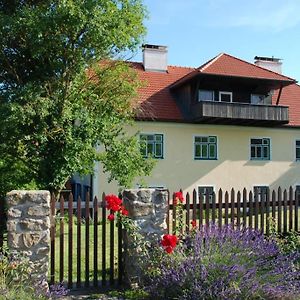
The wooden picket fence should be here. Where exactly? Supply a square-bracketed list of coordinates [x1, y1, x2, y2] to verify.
[49, 192, 124, 289]
[167, 187, 299, 235]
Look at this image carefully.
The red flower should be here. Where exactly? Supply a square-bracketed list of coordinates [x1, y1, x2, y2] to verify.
[174, 191, 184, 205]
[161, 234, 178, 254]
[105, 194, 122, 212]
[191, 220, 197, 228]
[107, 214, 115, 221]
[119, 205, 128, 216]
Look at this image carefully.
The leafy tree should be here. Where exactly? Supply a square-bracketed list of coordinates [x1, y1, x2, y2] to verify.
[0, 0, 153, 195]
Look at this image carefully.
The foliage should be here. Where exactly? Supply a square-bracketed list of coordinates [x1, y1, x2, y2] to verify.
[108, 288, 149, 300]
[0, 246, 68, 299]
[269, 217, 300, 254]
[0, 0, 152, 195]
[144, 225, 300, 300]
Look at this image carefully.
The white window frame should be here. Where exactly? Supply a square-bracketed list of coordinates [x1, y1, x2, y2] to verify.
[198, 89, 214, 102]
[219, 91, 233, 102]
[139, 132, 164, 159]
[193, 135, 218, 160]
[249, 137, 271, 161]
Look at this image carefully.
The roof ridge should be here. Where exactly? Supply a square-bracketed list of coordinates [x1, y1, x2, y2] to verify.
[198, 53, 225, 72]
[220, 53, 296, 82]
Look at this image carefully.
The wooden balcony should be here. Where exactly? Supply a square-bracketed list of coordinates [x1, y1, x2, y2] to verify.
[191, 101, 289, 126]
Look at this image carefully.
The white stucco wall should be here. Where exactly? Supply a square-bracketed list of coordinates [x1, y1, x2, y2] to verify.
[96, 121, 300, 195]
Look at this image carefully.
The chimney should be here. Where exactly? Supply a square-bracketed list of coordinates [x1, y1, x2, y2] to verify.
[254, 56, 282, 74]
[142, 44, 168, 72]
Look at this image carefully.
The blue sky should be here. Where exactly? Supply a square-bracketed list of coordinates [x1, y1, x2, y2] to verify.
[131, 0, 300, 81]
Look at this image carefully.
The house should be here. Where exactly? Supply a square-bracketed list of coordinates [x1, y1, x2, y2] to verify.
[93, 44, 300, 198]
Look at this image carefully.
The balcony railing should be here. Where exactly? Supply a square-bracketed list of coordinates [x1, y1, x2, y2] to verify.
[191, 101, 289, 125]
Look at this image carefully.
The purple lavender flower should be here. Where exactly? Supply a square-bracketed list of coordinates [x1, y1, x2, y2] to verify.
[145, 224, 300, 300]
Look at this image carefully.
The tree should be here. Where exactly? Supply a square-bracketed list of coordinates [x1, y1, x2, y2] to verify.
[0, 0, 153, 195]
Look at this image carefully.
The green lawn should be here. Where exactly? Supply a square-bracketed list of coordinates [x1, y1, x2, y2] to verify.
[52, 216, 120, 286]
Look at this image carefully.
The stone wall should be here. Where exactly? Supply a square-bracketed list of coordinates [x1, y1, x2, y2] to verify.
[6, 190, 50, 288]
[122, 188, 168, 286]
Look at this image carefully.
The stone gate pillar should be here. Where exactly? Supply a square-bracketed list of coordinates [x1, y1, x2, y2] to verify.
[6, 190, 51, 289]
[122, 188, 169, 286]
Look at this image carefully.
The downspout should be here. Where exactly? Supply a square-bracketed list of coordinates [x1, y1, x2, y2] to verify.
[276, 85, 283, 105]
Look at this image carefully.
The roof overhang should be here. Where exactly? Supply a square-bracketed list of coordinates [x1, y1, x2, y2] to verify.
[170, 72, 296, 90]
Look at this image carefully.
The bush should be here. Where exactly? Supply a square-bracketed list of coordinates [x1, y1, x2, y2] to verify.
[145, 225, 300, 300]
[0, 247, 68, 299]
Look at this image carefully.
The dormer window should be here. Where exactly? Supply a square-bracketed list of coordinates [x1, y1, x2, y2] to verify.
[199, 90, 214, 101]
[219, 91, 232, 102]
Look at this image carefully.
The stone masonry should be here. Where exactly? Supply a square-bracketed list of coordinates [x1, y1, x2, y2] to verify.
[6, 190, 51, 287]
[122, 188, 168, 286]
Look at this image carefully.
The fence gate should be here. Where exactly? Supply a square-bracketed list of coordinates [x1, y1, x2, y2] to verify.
[49, 193, 124, 290]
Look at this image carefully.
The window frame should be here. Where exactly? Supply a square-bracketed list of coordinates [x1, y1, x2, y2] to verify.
[198, 89, 214, 102]
[296, 140, 300, 161]
[139, 133, 164, 159]
[194, 135, 218, 160]
[253, 185, 269, 202]
[219, 91, 233, 103]
[198, 185, 215, 203]
[250, 137, 271, 161]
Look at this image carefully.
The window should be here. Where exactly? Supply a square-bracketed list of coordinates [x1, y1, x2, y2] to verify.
[194, 136, 217, 160]
[199, 90, 214, 101]
[251, 94, 265, 105]
[219, 91, 232, 102]
[296, 140, 300, 161]
[250, 138, 270, 160]
[198, 186, 214, 203]
[253, 186, 269, 201]
[140, 134, 164, 159]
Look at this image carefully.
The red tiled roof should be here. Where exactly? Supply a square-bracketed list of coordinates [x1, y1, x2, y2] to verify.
[132, 53, 300, 126]
[131, 62, 195, 121]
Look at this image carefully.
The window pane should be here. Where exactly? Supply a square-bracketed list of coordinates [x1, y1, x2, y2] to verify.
[147, 143, 154, 155]
[195, 145, 201, 157]
[155, 135, 162, 142]
[195, 137, 201, 143]
[296, 148, 300, 160]
[201, 137, 208, 143]
[251, 146, 255, 158]
[201, 144, 208, 158]
[263, 139, 269, 145]
[209, 136, 216, 143]
[155, 143, 162, 157]
[209, 144, 216, 158]
[140, 142, 147, 157]
[257, 147, 262, 158]
[296, 140, 300, 146]
[220, 92, 232, 102]
[263, 146, 269, 158]
[251, 139, 262, 145]
[147, 135, 154, 141]
[199, 90, 214, 101]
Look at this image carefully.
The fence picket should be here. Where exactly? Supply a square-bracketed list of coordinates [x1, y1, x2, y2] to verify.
[237, 191, 241, 227]
[68, 193, 73, 289]
[254, 188, 259, 230]
[50, 193, 56, 285]
[295, 189, 299, 232]
[212, 192, 216, 224]
[230, 189, 235, 225]
[192, 189, 197, 228]
[93, 196, 98, 288]
[59, 194, 64, 283]
[77, 195, 82, 288]
[85, 191, 90, 288]
[289, 187, 293, 231]
[283, 189, 288, 234]
[224, 191, 229, 225]
[218, 189, 223, 228]
[205, 191, 210, 226]
[242, 188, 247, 228]
[278, 187, 282, 233]
[102, 193, 107, 286]
[261, 191, 265, 233]
[172, 193, 177, 234]
[186, 193, 190, 232]
[249, 191, 253, 228]
[266, 189, 270, 236]
[199, 193, 203, 227]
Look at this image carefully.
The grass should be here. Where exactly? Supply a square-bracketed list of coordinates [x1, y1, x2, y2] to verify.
[52, 214, 120, 286]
